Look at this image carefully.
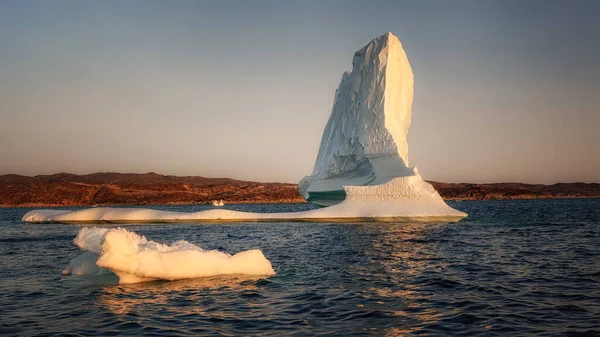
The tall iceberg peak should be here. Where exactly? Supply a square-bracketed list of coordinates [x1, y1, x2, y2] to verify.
[299, 32, 417, 202]
[299, 32, 463, 222]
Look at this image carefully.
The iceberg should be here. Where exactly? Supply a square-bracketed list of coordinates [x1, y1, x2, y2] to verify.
[63, 227, 276, 284]
[22, 32, 466, 224]
[299, 32, 464, 219]
[299, 32, 415, 205]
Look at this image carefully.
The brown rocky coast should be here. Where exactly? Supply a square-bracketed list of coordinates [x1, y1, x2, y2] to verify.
[0, 172, 598, 207]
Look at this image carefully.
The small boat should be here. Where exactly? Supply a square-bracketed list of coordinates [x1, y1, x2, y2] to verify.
[212, 200, 225, 207]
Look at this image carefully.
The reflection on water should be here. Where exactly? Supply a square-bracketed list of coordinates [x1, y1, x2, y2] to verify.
[1, 199, 600, 336]
[358, 223, 448, 336]
[99, 275, 265, 316]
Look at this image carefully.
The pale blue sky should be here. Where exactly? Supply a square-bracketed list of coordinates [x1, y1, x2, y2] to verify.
[1, 0, 598, 183]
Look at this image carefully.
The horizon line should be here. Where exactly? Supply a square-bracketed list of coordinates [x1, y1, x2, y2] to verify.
[1, 171, 597, 186]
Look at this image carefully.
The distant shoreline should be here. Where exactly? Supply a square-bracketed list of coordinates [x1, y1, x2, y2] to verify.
[5, 197, 600, 210]
[1, 172, 598, 208]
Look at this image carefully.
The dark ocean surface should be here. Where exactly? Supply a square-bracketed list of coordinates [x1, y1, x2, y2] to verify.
[1, 199, 599, 336]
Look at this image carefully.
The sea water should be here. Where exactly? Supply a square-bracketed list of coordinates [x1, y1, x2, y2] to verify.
[1, 199, 599, 336]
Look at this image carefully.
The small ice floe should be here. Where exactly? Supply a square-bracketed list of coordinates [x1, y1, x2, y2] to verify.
[62, 227, 275, 284]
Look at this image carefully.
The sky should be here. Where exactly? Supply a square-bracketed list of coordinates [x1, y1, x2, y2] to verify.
[0, 0, 598, 184]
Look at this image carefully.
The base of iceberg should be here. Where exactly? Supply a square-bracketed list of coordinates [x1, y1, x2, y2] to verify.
[23, 174, 467, 224]
[63, 227, 276, 284]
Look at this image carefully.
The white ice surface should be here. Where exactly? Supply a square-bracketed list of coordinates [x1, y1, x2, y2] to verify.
[62, 227, 275, 284]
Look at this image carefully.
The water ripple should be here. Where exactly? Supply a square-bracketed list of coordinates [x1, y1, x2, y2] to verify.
[1, 199, 599, 336]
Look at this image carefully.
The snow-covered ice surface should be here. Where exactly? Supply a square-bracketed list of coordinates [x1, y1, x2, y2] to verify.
[22, 32, 466, 224]
[62, 227, 275, 284]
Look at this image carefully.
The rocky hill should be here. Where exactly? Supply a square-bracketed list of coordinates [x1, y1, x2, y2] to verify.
[0, 172, 598, 207]
[429, 181, 600, 201]
[0, 172, 304, 207]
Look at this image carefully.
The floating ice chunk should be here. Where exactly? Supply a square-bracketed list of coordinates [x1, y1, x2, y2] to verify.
[22, 209, 70, 223]
[64, 227, 275, 284]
